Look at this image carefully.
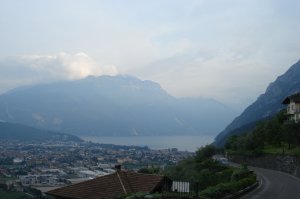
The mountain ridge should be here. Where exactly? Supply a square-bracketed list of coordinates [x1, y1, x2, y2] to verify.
[215, 60, 300, 146]
[0, 75, 237, 137]
[0, 121, 82, 142]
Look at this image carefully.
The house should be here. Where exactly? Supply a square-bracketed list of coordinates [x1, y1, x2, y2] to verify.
[282, 93, 300, 123]
[46, 166, 171, 199]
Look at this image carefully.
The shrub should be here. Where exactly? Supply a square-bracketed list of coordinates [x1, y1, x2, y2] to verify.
[195, 145, 217, 162]
[230, 166, 251, 182]
[200, 174, 256, 199]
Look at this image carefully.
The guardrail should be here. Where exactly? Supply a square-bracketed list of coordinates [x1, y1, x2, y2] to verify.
[223, 181, 259, 199]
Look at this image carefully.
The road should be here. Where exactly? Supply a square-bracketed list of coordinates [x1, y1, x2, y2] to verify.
[241, 167, 300, 199]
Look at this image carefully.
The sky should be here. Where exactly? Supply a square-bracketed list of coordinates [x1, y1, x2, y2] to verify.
[0, 0, 300, 110]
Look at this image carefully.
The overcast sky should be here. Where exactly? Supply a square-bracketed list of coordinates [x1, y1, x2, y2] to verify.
[0, 0, 300, 109]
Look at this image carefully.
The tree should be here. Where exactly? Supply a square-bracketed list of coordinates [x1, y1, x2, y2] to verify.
[195, 145, 217, 162]
[138, 165, 160, 174]
[225, 135, 239, 150]
[283, 122, 300, 149]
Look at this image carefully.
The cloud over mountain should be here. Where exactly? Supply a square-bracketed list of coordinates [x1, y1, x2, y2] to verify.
[0, 53, 118, 93]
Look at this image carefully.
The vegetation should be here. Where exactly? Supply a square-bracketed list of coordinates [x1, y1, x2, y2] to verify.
[200, 173, 256, 199]
[138, 166, 161, 174]
[123, 146, 256, 199]
[125, 192, 162, 199]
[163, 145, 256, 198]
[0, 184, 53, 199]
[225, 110, 300, 156]
[0, 189, 29, 199]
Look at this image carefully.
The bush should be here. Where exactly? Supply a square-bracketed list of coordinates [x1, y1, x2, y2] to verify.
[195, 145, 217, 162]
[138, 166, 160, 174]
[200, 174, 256, 199]
[125, 192, 162, 199]
[230, 166, 251, 182]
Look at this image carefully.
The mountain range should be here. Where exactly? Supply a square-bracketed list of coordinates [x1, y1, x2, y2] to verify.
[215, 60, 300, 146]
[0, 75, 237, 137]
[0, 121, 82, 142]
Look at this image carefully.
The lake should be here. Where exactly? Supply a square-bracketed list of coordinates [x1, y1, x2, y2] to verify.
[81, 135, 215, 152]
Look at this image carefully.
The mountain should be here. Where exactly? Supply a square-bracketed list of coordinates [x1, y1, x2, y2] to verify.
[0, 121, 82, 142]
[0, 75, 236, 136]
[215, 60, 300, 146]
[175, 98, 236, 134]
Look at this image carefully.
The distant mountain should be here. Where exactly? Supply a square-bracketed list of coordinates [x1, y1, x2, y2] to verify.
[0, 122, 82, 142]
[175, 98, 236, 134]
[0, 75, 236, 136]
[215, 60, 300, 146]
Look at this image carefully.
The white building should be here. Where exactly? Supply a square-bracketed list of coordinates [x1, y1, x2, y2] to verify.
[282, 93, 300, 123]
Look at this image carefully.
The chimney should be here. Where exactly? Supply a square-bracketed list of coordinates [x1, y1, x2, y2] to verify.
[115, 164, 122, 171]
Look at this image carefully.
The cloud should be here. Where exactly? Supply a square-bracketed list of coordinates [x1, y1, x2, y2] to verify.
[132, 47, 294, 109]
[0, 53, 118, 93]
[0, 1, 299, 109]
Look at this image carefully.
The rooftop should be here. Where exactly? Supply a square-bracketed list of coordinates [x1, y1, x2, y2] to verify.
[46, 170, 170, 199]
[282, 93, 300, 104]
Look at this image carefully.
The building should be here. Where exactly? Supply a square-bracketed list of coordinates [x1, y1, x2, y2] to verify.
[282, 93, 300, 123]
[20, 174, 58, 185]
[46, 167, 171, 199]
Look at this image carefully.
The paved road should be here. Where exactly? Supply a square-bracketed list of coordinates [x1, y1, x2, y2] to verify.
[241, 167, 300, 199]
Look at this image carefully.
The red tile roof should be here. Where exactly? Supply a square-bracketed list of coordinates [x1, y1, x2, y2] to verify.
[46, 171, 169, 199]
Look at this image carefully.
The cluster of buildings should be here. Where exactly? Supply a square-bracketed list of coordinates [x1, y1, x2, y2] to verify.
[20, 174, 58, 186]
[0, 139, 193, 194]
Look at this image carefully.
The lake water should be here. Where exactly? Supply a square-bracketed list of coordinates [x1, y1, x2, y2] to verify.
[81, 135, 215, 152]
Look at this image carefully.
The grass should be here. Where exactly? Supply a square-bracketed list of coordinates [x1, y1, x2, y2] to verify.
[263, 145, 284, 155]
[263, 145, 300, 156]
[227, 144, 300, 157]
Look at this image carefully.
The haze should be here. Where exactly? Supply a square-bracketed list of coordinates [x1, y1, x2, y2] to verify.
[1, 0, 300, 110]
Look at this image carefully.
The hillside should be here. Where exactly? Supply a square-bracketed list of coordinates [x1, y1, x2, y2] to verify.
[0, 122, 82, 142]
[215, 60, 300, 146]
[0, 75, 236, 136]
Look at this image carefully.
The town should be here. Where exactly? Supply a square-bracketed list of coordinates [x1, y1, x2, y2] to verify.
[0, 139, 193, 196]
